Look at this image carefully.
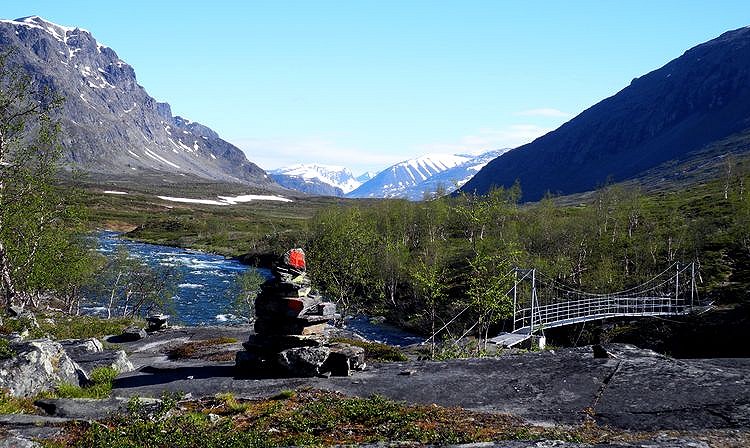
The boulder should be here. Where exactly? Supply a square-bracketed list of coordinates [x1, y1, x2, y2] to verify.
[0, 339, 87, 397]
[277, 346, 330, 377]
[7, 306, 25, 317]
[146, 314, 169, 332]
[325, 342, 366, 376]
[6, 307, 39, 329]
[119, 326, 147, 342]
[242, 334, 326, 352]
[59, 338, 132, 375]
[70, 350, 134, 376]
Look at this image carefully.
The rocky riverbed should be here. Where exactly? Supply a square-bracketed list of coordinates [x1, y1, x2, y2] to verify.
[2, 325, 749, 447]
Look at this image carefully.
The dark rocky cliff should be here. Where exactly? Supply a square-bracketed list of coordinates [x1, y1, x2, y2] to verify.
[462, 26, 750, 201]
[0, 16, 273, 187]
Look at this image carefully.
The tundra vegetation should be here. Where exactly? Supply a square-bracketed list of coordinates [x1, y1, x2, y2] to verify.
[38, 389, 677, 447]
[306, 169, 750, 350]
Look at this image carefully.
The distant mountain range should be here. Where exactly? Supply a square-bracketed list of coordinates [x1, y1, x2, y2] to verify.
[269, 151, 507, 199]
[461, 26, 750, 201]
[269, 164, 362, 197]
[0, 16, 274, 188]
[347, 150, 510, 200]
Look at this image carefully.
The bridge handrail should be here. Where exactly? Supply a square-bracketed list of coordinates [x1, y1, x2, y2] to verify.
[533, 262, 683, 298]
[513, 295, 689, 330]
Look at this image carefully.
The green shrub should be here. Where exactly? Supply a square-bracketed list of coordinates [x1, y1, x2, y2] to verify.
[271, 389, 296, 400]
[216, 392, 252, 414]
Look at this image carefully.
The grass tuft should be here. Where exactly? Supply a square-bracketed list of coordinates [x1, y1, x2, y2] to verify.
[55, 366, 118, 399]
[0, 390, 39, 414]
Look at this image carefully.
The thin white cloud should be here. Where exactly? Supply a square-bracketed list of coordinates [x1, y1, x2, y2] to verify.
[415, 124, 554, 155]
[231, 123, 555, 175]
[515, 108, 572, 118]
[231, 136, 402, 174]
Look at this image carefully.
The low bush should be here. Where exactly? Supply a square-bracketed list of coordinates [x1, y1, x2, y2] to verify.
[38, 315, 140, 340]
[331, 337, 407, 361]
[167, 337, 238, 360]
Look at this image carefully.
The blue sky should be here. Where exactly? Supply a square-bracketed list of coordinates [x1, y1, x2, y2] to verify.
[4, 1, 750, 173]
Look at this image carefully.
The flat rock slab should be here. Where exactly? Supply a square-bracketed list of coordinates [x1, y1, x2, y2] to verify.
[34, 397, 129, 419]
[110, 343, 750, 431]
[595, 357, 750, 430]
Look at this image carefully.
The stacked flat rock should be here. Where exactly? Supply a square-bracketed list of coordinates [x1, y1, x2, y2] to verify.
[236, 249, 365, 377]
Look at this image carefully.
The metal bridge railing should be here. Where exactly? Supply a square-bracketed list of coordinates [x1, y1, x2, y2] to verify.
[513, 295, 689, 333]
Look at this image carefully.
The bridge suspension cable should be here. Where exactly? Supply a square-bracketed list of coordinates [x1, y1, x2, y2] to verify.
[501, 261, 701, 345]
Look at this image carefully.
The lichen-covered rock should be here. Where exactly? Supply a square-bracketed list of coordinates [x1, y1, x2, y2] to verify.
[0, 339, 87, 397]
[277, 346, 330, 377]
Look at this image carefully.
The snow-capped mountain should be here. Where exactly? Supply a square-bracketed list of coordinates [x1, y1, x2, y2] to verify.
[0, 16, 273, 187]
[348, 151, 509, 200]
[269, 164, 362, 197]
[422, 149, 512, 197]
[356, 171, 377, 183]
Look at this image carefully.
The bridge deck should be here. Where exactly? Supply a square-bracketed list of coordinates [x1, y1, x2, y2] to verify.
[489, 331, 531, 347]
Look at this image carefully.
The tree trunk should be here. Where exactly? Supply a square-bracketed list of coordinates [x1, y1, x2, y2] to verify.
[0, 240, 16, 308]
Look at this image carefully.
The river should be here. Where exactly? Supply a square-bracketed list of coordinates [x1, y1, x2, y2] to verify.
[91, 231, 266, 325]
[91, 232, 423, 346]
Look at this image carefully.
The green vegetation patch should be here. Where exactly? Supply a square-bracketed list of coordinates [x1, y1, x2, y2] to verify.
[37, 315, 141, 340]
[46, 389, 669, 447]
[0, 338, 15, 359]
[0, 314, 139, 341]
[0, 390, 40, 414]
[54, 366, 118, 399]
[331, 337, 407, 362]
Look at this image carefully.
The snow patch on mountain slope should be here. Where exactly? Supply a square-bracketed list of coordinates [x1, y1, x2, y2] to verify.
[157, 194, 292, 206]
[347, 153, 471, 199]
[348, 150, 512, 200]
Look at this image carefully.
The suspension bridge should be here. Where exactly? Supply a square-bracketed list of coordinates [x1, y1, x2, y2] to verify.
[490, 262, 701, 348]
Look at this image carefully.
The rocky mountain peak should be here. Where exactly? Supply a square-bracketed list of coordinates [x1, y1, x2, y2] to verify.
[0, 16, 273, 188]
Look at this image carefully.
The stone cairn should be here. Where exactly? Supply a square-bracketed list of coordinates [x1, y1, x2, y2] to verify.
[235, 248, 366, 377]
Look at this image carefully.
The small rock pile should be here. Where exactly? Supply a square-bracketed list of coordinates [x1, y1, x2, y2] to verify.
[236, 249, 365, 377]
